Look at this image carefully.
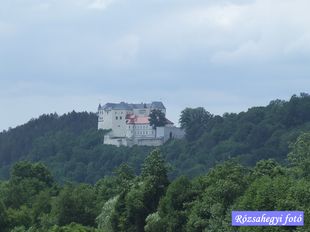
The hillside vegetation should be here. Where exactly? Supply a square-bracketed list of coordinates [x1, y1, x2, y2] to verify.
[0, 133, 310, 231]
[1, 93, 310, 183]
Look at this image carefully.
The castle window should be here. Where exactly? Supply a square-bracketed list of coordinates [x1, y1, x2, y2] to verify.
[120, 116, 122, 120]
[116, 116, 118, 120]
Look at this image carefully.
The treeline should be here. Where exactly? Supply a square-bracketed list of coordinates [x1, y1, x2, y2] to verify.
[1, 93, 310, 183]
[0, 111, 153, 183]
[0, 133, 310, 231]
[167, 93, 310, 178]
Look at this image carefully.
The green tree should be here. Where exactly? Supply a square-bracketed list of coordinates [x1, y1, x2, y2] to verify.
[186, 162, 249, 231]
[96, 196, 118, 232]
[48, 223, 99, 232]
[0, 199, 8, 232]
[114, 163, 135, 191]
[288, 132, 310, 178]
[252, 159, 285, 179]
[149, 109, 167, 138]
[11, 161, 54, 187]
[111, 150, 169, 232]
[144, 212, 165, 232]
[7, 205, 32, 229]
[149, 109, 166, 129]
[52, 184, 99, 227]
[141, 150, 168, 183]
[5, 162, 55, 209]
[95, 176, 119, 204]
[157, 176, 194, 232]
[179, 107, 212, 141]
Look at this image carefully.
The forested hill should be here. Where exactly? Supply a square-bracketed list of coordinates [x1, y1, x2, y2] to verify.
[1, 93, 310, 183]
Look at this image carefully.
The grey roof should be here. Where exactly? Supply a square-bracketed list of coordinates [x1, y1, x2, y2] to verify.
[99, 101, 165, 110]
[151, 101, 166, 109]
[101, 102, 132, 110]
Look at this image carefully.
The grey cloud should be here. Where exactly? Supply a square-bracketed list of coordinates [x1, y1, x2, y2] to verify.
[0, 0, 309, 130]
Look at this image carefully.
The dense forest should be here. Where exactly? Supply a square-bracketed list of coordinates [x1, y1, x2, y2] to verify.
[1, 93, 310, 183]
[0, 132, 310, 231]
[1, 93, 310, 231]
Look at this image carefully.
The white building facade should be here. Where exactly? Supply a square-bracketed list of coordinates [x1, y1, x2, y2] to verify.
[97, 101, 184, 147]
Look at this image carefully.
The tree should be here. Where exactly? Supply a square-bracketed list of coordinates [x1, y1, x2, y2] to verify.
[114, 163, 135, 191]
[48, 223, 99, 232]
[144, 212, 165, 232]
[111, 150, 169, 232]
[11, 162, 54, 186]
[0, 200, 8, 232]
[149, 110, 166, 129]
[179, 107, 212, 141]
[141, 150, 169, 188]
[186, 162, 249, 231]
[96, 196, 118, 232]
[252, 159, 285, 179]
[157, 176, 194, 232]
[5, 162, 55, 209]
[52, 184, 99, 227]
[288, 132, 310, 178]
[149, 109, 167, 137]
[95, 176, 119, 204]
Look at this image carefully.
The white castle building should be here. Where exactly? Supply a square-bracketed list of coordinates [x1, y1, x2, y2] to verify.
[97, 101, 184, 147]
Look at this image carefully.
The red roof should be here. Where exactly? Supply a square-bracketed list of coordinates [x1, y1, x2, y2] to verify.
[126, 114, 174, 125]
[127, 115, 149, 124]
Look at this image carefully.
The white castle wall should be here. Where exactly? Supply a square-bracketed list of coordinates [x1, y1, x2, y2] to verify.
[98, 102, 184, 147]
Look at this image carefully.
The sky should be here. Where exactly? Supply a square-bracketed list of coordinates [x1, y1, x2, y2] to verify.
[0, 0, 310, 131]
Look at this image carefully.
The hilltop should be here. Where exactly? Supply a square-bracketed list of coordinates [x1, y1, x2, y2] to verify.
[1, 93, 310, 183]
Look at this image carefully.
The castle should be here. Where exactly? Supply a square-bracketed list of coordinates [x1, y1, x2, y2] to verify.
[97, 101, 184, 146]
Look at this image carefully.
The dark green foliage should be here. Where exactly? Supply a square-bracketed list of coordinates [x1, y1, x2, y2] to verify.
[144, 212, 165, 232]
[0, 111, 97, 165]
[4, 162, 55, 209]
[114, 163, 135, 190]
[0, 111, 153, 183]
[1, 94, 310, 183]
[149, 109, 166, 129]
[141, 150, 169, 184]
[252, 159, 286, 178]
[48, 223, 99, 232]
[52, 184, 99, 227]
[186, 162, 250, 231]
[166, 93, 310, 178]
[179, 107, 213, 141]
[288, 132, 310, 178]
[111, 150, 169, 232]
[0, 132, 310, 231]
[157, 176, 194, 232]
[0, 199, 8, 232]
[11, 161, 54, 187]
[95, 176, 120, 204]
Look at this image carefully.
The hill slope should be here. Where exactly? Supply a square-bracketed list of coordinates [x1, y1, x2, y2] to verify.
[1, 93, 310, 183]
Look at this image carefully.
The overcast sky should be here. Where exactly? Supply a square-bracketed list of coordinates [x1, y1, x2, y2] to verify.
[1, 0, 310, 131]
